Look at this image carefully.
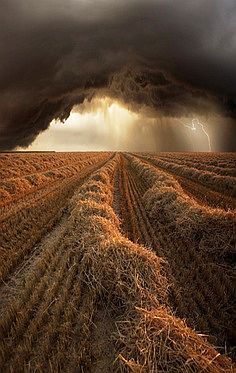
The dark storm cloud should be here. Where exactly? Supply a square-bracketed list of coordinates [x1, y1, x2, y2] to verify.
[0, 0, 235, 150]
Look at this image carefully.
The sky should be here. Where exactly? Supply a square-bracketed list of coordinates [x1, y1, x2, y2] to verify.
[1, 0, 236, 151]
[25, 98, 156, 152]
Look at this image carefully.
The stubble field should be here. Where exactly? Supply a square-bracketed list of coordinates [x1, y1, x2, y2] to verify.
[0, 151, 235, 372]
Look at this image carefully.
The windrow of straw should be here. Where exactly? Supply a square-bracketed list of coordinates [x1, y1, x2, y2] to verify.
[153, 152, 236, 168]
[0, 151, 110, 179]
[139, 154, 236, 197]
[0, 153, 108, 206]
[0, 154, 111, 281]
[127, 154, 235, 260]
[61, 156, 235, 372]
[0, 155, 234, 372]
[155, 153, 236, 177]
[126, 154, 236, 351]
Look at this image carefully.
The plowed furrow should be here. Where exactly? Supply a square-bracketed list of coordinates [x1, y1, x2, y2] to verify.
[113, 159, 139, 241]
[113, 155, 158, 246]
[127, 168, 164, 254]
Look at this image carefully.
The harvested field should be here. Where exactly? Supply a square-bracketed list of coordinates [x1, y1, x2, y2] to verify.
[0, 151, 235, 372]
[138, 152, 236, 199]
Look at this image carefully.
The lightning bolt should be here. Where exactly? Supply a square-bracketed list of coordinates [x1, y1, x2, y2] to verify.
[177, 118, 212, 152]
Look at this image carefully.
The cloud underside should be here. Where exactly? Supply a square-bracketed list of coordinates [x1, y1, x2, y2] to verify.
[0, 0, 235, 150]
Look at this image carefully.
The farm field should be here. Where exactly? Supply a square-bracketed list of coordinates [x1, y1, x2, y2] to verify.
[0, 151, 235, 372]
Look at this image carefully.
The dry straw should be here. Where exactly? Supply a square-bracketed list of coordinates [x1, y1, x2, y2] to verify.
[65, 157, 234, 372]
[0, 155, 234, 372]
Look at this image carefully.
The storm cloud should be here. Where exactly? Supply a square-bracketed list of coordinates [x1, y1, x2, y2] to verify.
[0, 0, 236, 150]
